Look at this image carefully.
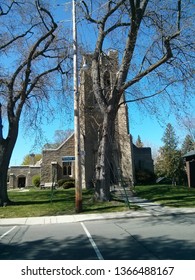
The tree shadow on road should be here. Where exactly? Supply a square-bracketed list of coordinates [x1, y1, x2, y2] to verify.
[1, 232, 195, 260]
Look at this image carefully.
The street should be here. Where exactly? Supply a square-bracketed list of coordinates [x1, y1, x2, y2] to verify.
[1, 213, 195, 260]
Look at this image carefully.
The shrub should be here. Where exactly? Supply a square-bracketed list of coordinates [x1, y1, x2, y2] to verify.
[32, 175, 41, 188]
[58, 178, 75, 188]
[135, 169, 156, 185]
[62, 181, 75, 189]
[58, 179, 67, 187]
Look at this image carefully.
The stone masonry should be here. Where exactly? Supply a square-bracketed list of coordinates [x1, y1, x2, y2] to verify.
[9, 165, 41, 188]
[41, 134, 75, 185]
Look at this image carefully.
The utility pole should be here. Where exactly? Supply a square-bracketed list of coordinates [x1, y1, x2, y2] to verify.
[0, 103, 3, 141]
[73, 0, 82, 213]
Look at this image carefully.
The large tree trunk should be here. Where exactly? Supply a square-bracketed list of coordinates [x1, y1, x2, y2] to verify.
[94, 108, 116, 201]
[91, 52, 120, 201]
[0, 121, 19, 206]
[0, 152, 10, 206]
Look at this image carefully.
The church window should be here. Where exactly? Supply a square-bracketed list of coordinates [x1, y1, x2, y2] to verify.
[63, 162, 72, 176]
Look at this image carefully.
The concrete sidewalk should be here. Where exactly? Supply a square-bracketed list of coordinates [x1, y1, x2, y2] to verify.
[0, 209, 150, 226]
[129, 196, 195, 216]
[1, 196, 195, 225]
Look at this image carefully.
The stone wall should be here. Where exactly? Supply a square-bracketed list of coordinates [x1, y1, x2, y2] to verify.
[9, 165, 41, 188]
[41, 134, 75, 184]
[133, 145, 154, 173]
[116, 101, 135, 184]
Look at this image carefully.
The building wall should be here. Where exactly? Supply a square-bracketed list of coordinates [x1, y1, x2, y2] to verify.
[133, 145, 154, 173]
[79, 57, 102, 187]
[116, 100, 135, 184]
[41, 134, 75, 184]
[9, 165, 41, 188]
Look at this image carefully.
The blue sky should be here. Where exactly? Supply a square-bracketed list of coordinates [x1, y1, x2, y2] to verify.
[4, 0, 195, 165]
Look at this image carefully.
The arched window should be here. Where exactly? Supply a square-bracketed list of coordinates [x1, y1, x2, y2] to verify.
[68, 165, 71, 175]
[63, 162, 72, 176]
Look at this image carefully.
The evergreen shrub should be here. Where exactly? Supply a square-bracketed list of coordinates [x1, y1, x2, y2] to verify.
[58, 178, 75, 188]
[32, 175, 41, 188]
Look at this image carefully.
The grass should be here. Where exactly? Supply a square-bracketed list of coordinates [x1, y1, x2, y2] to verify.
[1, 184, 194, 219]
[0, 187, 136, 219]
[134, 184, 195, 208]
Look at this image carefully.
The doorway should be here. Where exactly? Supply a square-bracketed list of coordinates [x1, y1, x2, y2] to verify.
[18, 176, 26, 188]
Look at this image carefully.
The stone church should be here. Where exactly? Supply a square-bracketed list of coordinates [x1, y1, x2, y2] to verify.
[8, 51, 153, 189]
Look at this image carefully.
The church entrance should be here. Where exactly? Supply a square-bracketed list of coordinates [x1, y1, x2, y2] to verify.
[18, 176, 26, 188]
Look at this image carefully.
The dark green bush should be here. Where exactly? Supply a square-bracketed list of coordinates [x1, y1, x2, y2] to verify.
[62, 181, 75, 189]
[58, 178, 75, 188]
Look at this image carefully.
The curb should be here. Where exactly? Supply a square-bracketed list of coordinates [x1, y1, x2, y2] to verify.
[0, 210, 151, 226]
[1, 207, 195, 226]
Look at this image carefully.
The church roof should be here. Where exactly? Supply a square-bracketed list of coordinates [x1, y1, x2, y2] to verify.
[182, 150, 195, 158]
[43, 132, 74, 151]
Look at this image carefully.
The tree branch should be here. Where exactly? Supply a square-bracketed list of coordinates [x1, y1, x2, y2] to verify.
[102, 0, 126, 23]
[36, 0, 57, 31]
[116, 0, 149, 90]
[121, 30, 181, 92]
[104, 22, 130, 36]
[81, 1, 100, 24]
[118, 82, 175, 107]
[0, 1, 21, 16]
[0, 24, 39, 50]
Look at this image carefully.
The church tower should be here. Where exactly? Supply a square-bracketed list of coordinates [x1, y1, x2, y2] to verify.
[79, 50, 135, 188]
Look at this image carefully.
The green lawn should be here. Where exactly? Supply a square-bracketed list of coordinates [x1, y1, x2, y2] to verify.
[1, 184, 193, 219]
[0, 187, 133, 219]
[134, 184, 195, 208]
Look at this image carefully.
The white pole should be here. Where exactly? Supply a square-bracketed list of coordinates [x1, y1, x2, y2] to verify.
[73, 0, 82, 212]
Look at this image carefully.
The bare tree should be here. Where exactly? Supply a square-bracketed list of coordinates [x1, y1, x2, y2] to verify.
[43, 129, 74, 149]
[0, 0, 71, 206]
[182, 117, 195, 142]
[79, 0, 195, 200]
[136, 135, 144, 147]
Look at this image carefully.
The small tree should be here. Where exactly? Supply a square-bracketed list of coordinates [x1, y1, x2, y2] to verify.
[181, 135, 195, 155]
[22, 154, 42, 165]
[162, 123, 178, 151]
[136, 135, 144, 148]
[155, 123, 185, 184]
[43, 129, 74, 149]
[32, 175, 40, 188]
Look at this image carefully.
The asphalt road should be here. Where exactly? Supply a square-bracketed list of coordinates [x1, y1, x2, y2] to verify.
[1, 214, 195, 260]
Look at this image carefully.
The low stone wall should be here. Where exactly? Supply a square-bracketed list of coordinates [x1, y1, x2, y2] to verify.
[8, 165, 41, 188]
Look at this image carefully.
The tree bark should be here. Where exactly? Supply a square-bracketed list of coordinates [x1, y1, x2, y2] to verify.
[0, 156, 10, 206]
[94, 107, 116, 201]
[0, 121, 19, 206]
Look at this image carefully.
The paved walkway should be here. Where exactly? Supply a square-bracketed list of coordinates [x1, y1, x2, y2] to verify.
[1, 195, 195, 226]
[129, 195, 195, 216]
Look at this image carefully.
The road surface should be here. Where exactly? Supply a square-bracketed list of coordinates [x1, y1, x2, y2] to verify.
[1, 214, 195, 260]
